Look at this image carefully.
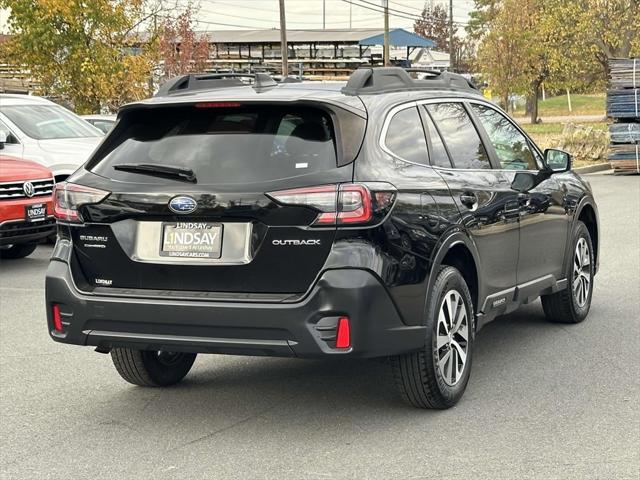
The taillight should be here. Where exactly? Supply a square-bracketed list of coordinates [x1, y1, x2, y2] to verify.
[266, 182, 396, 227]
[53, 182, 110, 223]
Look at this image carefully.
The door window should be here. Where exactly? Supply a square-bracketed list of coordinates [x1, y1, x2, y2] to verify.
[384, 107, 428, 165]
[471, 104, 538, 170]
[425, 103, 491, 169]
[422, 109, 452, 168]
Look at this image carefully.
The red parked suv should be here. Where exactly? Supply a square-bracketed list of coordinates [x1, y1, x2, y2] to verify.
[0, 154, 56, 259]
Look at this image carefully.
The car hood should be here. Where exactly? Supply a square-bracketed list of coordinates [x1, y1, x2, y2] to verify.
[0, 156, 53, 182]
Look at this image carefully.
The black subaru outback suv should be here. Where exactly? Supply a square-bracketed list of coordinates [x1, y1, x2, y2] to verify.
[46, 69, 599, 408]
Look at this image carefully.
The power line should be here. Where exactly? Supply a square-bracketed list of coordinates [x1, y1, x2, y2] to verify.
[196, 6, 380, 27]
[342, 0, 469, 26]
[341, 0, 419, 21]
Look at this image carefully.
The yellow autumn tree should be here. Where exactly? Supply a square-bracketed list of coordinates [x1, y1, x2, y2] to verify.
[0, 0, 163, 113]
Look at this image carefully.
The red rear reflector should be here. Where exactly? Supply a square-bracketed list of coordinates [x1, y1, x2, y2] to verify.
[52, 304, 63, 332]
[195, 102, 242, 108]
[335, 317, 351, 349]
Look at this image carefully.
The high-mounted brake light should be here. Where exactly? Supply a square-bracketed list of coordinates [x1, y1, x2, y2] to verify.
[266, 183, 396, 227]
[53, 182, 110, 223]
[195, 102, 242, 108]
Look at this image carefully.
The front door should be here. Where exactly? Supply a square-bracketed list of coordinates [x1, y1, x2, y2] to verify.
[467, 103, 569, 284]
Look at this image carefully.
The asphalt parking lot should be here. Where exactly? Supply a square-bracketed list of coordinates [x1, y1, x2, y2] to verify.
[0, 171, 638, 480]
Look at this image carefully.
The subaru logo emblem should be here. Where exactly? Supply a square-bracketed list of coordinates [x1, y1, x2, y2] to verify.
[23, 181, 35, 198]
[168, 195, 197, 214]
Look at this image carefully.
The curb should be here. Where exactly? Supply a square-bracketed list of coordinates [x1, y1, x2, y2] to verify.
[573, 163, 611, 174]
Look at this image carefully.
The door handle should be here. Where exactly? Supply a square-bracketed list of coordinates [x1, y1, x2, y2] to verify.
[460, 192, 477, 208]
[518, 192, 530, 207]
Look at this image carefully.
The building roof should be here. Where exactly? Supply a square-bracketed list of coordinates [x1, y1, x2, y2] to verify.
[359, 29, 435, 48]
[199, 28, 434, 46]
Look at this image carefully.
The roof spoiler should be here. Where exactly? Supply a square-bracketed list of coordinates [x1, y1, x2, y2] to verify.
[341, 67, 478, 96]
[155, 73, 278, 97]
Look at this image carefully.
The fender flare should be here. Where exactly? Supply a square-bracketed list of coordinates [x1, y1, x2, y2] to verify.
[423, 229, 483, 323]
[566, 195, 600, 274]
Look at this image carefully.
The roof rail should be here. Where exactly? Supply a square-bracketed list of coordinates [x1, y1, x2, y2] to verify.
[341, 67, 478, 96]
[155, 73, 277, 97]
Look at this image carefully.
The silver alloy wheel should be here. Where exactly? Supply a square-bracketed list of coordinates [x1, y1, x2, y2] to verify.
[436, 290, 469, 386]
[156, 351, 183, 367]
[573, 237, 591, 308]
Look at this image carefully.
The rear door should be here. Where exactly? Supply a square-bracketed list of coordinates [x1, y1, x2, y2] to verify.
[421, 101, 520, 296]
[65, 103, 362, 295]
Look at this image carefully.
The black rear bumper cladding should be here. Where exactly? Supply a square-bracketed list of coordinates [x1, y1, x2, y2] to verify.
[45, 260, 426, 358]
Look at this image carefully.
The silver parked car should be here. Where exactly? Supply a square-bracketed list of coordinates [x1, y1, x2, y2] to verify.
[81, 114, 117, 134]
[0, 94, 104, 181]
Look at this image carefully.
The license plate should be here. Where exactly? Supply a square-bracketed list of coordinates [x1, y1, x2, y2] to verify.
[160, 222, 223, 259]
[25, 203, 46, 222]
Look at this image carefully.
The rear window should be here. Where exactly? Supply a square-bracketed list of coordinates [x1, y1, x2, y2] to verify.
[90, 105, 337, 184]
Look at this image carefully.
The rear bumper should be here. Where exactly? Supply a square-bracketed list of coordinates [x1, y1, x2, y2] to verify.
[45, 260, 426, 358]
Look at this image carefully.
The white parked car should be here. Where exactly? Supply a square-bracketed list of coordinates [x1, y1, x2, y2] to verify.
[0, 94, 104, 181]
[81, 114, 117, 134]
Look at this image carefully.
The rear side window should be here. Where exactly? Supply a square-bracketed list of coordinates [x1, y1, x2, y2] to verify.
[426, 103, 491, 170]
[422, 109, 451, 168]
[90, 105, 336, 184]
[471, 104, 538, 170]
[384, 107, 428, 165]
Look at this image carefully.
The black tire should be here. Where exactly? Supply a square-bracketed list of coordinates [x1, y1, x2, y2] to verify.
[541, 221, 594, 324]
[110, 348, 197, 387]
[391, 266, 475, 409]
[0, 243, 38, 259]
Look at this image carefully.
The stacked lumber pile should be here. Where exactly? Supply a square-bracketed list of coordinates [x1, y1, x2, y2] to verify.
[607, 58, 639, 174]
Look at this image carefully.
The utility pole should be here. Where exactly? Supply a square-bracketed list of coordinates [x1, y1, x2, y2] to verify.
[383, 0, 390, 66]
[323, 0, 326, 29]
[349, 1, 352, 29]
[448, 0, 454, 72]
[279, 0, 288, 76]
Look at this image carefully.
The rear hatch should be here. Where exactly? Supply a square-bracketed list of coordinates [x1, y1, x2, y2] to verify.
[59, 101, 366, 296]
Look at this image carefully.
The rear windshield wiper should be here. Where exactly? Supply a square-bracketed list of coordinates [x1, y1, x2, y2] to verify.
[113, 163, 197, 183]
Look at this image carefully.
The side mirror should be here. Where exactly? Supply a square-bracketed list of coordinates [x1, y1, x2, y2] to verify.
[543, 148, 571, 173]
[0, 131, 7, 150]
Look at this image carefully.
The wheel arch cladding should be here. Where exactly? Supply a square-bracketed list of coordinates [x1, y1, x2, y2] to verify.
[440, 243, 479, 316]
[577, 203, 598, 268]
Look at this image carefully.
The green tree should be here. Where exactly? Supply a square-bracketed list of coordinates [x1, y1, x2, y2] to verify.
[547, 0, 640, 80]
[0, 0, 165, 113]
[476, 0, 604, 121]
[476, 0, 534, 112]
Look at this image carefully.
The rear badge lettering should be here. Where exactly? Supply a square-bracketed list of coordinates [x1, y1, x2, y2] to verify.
[95, 278, 113, 286]
[272, 239, 321, 246]
[80, 234, 108, 249]
[79, 234, 108, 242]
